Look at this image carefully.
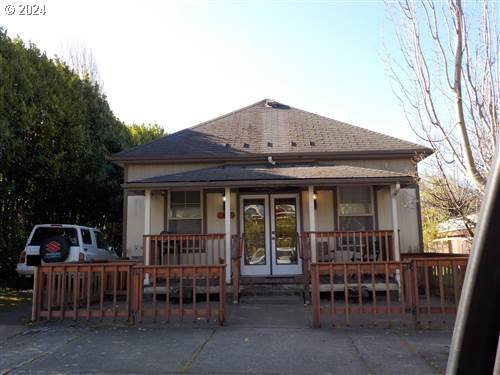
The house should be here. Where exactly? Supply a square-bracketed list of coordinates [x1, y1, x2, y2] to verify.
[430, 215, 476, 254]
[110, 99, 431, 286]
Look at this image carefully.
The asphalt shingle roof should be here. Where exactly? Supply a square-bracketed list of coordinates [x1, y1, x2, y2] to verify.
[113, 99, 430, 161]
[130, 164, 412, 185]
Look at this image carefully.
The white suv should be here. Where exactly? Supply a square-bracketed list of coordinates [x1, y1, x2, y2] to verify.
[17, 224, 118, 277]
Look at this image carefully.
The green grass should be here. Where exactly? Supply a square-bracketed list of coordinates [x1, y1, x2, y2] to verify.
[0, 288, 32, 310]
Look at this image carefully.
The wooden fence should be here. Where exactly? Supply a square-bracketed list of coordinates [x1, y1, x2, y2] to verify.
[310, 257, 468, 327]
[33, 262, 226, 325]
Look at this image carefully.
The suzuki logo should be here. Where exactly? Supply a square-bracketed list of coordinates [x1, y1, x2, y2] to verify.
[46, 241, 60, 253]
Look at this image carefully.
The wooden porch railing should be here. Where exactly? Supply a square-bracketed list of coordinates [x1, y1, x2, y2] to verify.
[133, 264, 226, 324]
[302, 231, 395, 263]
[33, 262, 136, 321]
[144, 234, 226, 266]
[32, 256, 468, 328]
[409, 257, 468, 324]
[310, 256, 468, 327]
[32, 261, 227, 325]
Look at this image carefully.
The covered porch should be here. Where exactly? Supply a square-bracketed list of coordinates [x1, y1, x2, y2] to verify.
[123, 164, 421, 291]
[32, 164, 466, 326]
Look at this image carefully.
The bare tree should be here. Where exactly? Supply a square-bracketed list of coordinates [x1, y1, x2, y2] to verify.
[421, 175, 479, 240]
[385, 0, 499, 197]
[59, 42, 103, 90]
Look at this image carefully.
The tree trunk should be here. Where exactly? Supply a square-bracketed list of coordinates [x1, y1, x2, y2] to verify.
[452, 0, 487, 191]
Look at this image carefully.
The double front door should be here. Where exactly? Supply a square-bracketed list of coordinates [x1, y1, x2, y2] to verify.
[240, 193, 302, 276]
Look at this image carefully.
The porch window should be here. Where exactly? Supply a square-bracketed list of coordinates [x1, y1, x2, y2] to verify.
[168, 191, 202, 234]
[337, 186, 374, 231]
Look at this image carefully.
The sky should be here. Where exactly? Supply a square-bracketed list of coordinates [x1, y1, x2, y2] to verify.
[0, 0, 419, 144]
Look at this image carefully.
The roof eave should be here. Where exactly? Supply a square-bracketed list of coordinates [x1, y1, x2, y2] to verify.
[109, 148, 433, 165]
[122, 175, 414, 190]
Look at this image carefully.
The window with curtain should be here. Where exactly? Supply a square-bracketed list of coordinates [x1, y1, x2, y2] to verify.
[168, 191, 202, 233]
[338, 186, 374, 231]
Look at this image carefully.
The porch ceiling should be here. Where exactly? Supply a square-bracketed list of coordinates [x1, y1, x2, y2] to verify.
[123, 164, 414, 189]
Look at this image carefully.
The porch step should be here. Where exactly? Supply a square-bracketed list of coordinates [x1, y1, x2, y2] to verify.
[239, 283, 303, 299]
[240, 276, 303, 285]
[238, 294, 304, 305]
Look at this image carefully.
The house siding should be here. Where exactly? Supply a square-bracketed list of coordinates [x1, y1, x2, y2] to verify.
[376, 186, 421, 253]
[127, 163, 222, 182]
[125, 158, 416, 184]
[301, 189, 334, 231]
[205, 192, 238, 235]
[125, 193, 165, 258]
[397, 187, 420, 253]
[376, 187, 392, 230]
[126, 195, 144, 258]
[335, 159, 416, 175]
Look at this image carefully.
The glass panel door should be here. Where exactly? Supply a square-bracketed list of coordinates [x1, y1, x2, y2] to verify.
[271, 194, 302, 275]
[240, 195, 271, 276]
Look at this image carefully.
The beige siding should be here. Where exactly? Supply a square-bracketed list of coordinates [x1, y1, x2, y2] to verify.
[375, 186, 421, 253]
[205, 192, 237, 235]
[125, 193, 164, 258]
[127, 158, 416, 183]
[397, 188, 420, 253]
[127, 163, 221, 182]
[376, 187, 392, 230]
[301, 189, 334, 232]
[126, 195, 144, 258]
[151, 194, 165, 234]
[332, 159, 416, 174]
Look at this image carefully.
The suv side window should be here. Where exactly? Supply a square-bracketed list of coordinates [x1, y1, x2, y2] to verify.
[94, 231, 107, 249]
[81, 229, 92, 245]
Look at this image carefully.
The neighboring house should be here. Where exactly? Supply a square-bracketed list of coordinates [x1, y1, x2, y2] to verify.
[110, 99, 431, 283]
[430, 215, 476, 255]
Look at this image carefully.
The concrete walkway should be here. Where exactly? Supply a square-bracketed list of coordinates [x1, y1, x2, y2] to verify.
[0, 296, 452, 374]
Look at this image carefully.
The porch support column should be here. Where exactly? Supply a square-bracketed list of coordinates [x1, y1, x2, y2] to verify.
[308, 185, 317, 262]
[390, 183, 401, 261]
[144, 189, 151, 265]
[224, 187, 231, 284]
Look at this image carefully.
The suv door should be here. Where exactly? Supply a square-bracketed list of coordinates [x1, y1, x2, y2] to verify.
[93, 230, 113, 260]
[80, 228, 98, 261]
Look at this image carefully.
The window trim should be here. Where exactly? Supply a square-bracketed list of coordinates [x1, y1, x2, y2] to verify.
[167, 189, 203, 234]
[336, 185, 375, 231]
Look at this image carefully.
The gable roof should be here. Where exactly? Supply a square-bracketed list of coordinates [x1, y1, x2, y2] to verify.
[111, 99, 431, 163]
[124, 164, 413, 188]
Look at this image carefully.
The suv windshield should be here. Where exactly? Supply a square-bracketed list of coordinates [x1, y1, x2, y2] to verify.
[29, 227, 79, 246]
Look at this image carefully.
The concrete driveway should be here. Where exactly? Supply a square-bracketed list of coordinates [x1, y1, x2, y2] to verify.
[0, 295, 451, 374]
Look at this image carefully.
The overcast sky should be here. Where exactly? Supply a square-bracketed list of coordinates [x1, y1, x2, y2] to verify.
[1, 0, 420, 144]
